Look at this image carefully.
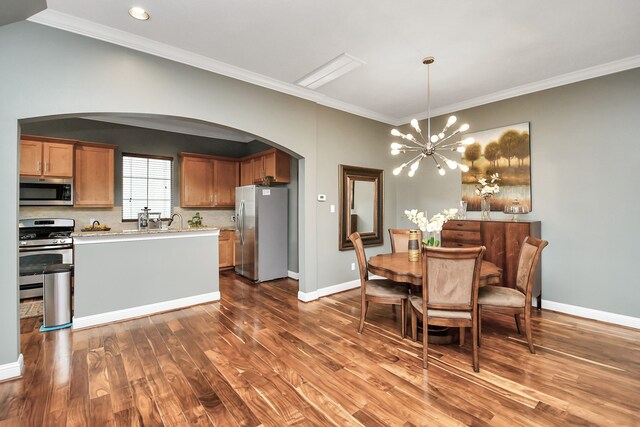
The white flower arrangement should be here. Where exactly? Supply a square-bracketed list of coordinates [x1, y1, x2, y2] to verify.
[475, 173, 501, 199]
[404, 208, 458, 246]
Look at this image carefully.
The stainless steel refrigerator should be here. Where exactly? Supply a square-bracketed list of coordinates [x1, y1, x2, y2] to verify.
[235, 185, 288, 282]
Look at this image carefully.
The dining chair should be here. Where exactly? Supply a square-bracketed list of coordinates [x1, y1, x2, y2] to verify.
[388, 228, 422, 253]
[410, 246, 485, 371]
[478, 236, 548, 353]
[349, 232, 409, 338]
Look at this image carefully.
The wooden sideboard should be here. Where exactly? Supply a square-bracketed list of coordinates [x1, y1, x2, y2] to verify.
[442, 219, 543, 308]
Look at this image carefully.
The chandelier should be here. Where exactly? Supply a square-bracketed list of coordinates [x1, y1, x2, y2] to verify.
[390, 56, 474, 177]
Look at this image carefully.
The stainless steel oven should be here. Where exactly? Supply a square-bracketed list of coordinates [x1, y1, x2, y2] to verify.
[19, 218, 75, 299]
[19, 177, 73, 206]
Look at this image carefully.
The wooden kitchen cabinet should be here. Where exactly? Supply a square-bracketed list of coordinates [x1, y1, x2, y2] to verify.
[240, 158, 253, 186]
[180, 153, 239, 208]
[239, 148, 291, 184]
[213, 159, 239, 207]
[20, 136, 74, 178]
[442, 219, 542, 308]
[218, 230, 235, 270]
[74, 143, 116, 207]
[180, 155, 214, 207]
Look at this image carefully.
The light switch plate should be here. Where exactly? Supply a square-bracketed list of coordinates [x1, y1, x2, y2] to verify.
[330, 204, 335, 213]
[317, 194, 327, 201]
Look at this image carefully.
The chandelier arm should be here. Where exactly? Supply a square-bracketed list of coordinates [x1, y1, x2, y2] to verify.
[406, 135, 427, 147]
[435, 152, 456, 165]
[438, 141, 464, 150]
[433, 130, 461, 147]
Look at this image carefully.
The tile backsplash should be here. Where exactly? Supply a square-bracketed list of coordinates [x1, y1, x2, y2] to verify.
[19, 206, 236, 231]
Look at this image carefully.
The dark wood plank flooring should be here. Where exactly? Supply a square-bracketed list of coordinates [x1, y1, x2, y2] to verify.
[1, 271, 639, 426]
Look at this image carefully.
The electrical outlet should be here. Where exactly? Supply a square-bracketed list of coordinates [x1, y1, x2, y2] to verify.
[351, 263, 355, 271]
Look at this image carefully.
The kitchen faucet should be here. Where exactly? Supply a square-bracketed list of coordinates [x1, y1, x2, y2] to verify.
[168, 213, 183, 230]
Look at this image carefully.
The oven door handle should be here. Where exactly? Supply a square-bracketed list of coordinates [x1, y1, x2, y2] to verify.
[19, 245, 72, 252]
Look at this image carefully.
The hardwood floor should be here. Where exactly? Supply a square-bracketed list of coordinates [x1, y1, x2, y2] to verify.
[1, 271, 639, 426]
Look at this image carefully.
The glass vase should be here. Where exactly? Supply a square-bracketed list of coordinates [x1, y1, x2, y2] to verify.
[423, 230, 441, 247]
[481, 198, 491, 220]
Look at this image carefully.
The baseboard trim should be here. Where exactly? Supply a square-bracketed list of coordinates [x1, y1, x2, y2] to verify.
[297, 275, 384, 303]
[0, 354, 24, 382]
[73, 291, 221, 330]
[288, 270, 299, 280]
[297, 290, 318, 302]
[541, 299, 639, 329]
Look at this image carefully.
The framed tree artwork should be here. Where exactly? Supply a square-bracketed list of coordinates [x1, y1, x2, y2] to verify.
[461, 122, 531, 211]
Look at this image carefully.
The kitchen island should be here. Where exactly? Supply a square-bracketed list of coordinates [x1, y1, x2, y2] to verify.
[72, 227, 220, 329]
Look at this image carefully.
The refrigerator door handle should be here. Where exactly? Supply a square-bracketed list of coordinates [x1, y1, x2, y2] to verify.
[240, 200, 245, 245]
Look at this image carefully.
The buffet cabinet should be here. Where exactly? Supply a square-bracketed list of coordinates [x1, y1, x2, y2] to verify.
[442, 219, 543, 308]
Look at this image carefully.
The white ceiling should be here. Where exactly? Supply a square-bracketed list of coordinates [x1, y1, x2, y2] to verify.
[30, 0, 640, 125]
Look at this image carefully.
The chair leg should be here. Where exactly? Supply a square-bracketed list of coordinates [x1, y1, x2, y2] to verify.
[459, 327, 465, 346]
[400, 300, 406, 338]
[472, 321, 479, 372]
[358, 298, 368, 334]
[423, 316, 429, 369]
[477, 305, 482, 347]
[514, 313, 522, 335]
[411, 308, 418, 341]
[524, 310, 535, 354]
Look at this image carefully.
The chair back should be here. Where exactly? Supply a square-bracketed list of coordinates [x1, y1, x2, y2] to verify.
[389, 229, 422, 253]
[421, 246, 485, 312]
[515, 236, 549, 299]
[348, 232, 369, 286]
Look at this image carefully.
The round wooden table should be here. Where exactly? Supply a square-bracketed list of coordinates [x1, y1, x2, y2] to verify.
[367, 253, 502, 287]
[367, 253, 503, 344]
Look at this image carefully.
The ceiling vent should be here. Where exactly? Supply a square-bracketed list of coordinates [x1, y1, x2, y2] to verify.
[296, 53, 365, 90]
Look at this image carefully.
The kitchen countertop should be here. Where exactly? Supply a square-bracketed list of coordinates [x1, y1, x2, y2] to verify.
[72, 226, 227, 237]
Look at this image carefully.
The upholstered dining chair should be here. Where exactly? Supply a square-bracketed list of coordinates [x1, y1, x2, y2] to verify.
[478, 236, 548, 353]
[388, 228, 422, 253]
[410, 246, 485, 372]
[349, 232, 409, 338]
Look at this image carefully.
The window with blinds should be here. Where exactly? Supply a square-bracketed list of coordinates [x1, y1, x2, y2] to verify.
[122, 154, 173, 220]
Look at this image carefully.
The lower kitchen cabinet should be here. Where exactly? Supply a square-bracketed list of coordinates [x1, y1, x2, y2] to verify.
[219, 230, 235, 270]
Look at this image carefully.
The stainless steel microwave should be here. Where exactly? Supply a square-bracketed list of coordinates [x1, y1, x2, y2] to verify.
[19, 177, 74, 206]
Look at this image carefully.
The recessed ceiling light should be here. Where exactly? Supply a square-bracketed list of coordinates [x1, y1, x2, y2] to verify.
[128, 6, 150, 21]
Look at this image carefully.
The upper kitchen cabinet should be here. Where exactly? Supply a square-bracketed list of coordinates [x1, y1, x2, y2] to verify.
[180, 154, 214, 207]
[74, 142, 116, 207]
[20, 136, 74, 178]
[240, 148, 291, 184]
[240, 158, 253, 186]
[213, 159, 239, 207]
[180, 153, 239, 208]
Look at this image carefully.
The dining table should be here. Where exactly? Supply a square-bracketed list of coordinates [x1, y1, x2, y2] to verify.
[367, 252, 503, 344]
[367, 252, 503, 288]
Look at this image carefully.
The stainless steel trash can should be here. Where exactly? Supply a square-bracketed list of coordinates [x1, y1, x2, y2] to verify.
[42, 264, 73, 329]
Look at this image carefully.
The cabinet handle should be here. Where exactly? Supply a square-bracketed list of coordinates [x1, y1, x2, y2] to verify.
[37, 161, 41, 172]
[45, 162, 49, 172]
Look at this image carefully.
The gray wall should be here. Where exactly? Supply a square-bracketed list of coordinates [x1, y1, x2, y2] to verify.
[0, 21, 395, 366]
[394, 68, 640, 318]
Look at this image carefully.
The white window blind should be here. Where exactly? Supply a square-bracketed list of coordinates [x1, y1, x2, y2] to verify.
[122, 154, 172, 220]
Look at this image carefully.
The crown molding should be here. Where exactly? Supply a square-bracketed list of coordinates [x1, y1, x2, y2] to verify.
[27, 9, 395, 125]
[395, 54, 640, 125]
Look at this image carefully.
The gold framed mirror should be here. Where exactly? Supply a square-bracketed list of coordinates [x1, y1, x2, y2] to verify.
[338, 164, 384, 250]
